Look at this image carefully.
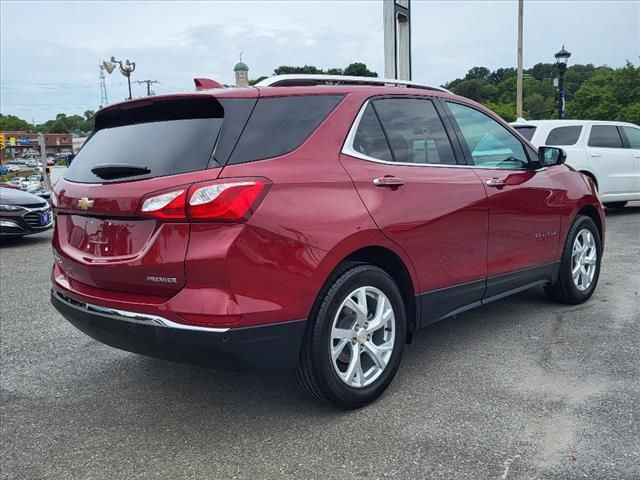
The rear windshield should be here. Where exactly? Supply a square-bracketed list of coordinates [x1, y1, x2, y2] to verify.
[513, 125, 536, 141]
[64, 97, 252, 184]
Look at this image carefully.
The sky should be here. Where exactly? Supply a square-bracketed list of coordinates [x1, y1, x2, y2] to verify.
[1, 0, 638, 123]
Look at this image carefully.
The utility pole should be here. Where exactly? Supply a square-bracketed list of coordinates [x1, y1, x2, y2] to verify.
[135, 79, 159, 96]
[516, 0, 524, 119]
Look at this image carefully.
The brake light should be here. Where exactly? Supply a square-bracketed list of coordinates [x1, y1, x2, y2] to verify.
[140, 189, 186, 219]
[188, 180, 269, 222]
[139, 178, 270, 222]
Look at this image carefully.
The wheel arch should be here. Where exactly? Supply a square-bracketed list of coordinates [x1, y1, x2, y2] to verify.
[311, 239, 419, 344]
[579, 170, 598, 191]
[576, 204, 604, 246]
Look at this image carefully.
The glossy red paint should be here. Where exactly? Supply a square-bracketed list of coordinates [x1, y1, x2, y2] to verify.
[51, 84, 604, 339]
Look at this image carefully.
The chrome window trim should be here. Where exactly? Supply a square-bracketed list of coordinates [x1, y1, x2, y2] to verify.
[53, 290, 230, 333]
[341, 99, 542, 172]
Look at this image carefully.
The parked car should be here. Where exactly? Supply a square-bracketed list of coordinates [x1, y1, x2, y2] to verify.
[5, 165, 21, 173]
[9, 177, 25, 188]
[0, 166, 8, 175]
[20, 176, 42, 190]
[0, 187, 52, 237]
[25, 185, 51, 200]
[50, 74, 605, 408]
[511, 119, 640, 208]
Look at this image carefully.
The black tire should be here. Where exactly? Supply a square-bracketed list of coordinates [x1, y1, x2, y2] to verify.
[294, 264, 406, 409]
[603, 202, 627, 209]
[545, 215, 602, 304]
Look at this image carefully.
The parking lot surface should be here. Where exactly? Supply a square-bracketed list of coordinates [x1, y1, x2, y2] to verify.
[1, 205, 639, 480]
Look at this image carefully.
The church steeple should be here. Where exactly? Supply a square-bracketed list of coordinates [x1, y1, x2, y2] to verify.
[234, 52, 249, 87]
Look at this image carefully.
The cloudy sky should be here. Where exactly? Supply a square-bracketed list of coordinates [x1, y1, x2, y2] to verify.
[1, 0, 638, 123]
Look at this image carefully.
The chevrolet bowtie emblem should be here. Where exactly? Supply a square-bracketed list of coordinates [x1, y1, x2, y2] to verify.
[78, 197, 94, 210]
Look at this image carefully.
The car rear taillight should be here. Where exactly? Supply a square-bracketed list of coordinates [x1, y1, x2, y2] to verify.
[140, 189, 187, 219]
[188, 180, 268, 222]
[139, 178, 270, 222]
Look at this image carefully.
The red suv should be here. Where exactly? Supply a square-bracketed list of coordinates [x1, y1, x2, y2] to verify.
[51, 75, 604, 408]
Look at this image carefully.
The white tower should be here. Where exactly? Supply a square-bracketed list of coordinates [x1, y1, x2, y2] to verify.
[234, 53, 249, 87]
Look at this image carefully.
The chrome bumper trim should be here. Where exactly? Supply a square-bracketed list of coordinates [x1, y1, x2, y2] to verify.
[52, 290, 230, 333]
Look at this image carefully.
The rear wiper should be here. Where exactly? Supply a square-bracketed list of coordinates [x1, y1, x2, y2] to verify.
[90, 163, 150, 179]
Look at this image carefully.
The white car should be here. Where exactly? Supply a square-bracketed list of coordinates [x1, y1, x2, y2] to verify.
[511, 120, 640, 208]
[5, 165, 20, 172]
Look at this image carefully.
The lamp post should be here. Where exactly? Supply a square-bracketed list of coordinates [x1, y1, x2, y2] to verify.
[554, 45, 571, 119]
[102, 56, 136, 100]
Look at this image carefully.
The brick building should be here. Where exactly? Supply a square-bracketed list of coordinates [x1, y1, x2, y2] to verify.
[0, 131, 73, 163]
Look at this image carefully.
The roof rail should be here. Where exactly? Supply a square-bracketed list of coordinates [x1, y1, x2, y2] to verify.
[255, 74, 452, 94]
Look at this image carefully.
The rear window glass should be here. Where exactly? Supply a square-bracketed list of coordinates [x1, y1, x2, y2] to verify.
[65, 97, 227, 183]
[588, 125, 623, 148]
[545, 126, 582, 145]
[228, 95, 343, 165]
[513, 125, 536, 141]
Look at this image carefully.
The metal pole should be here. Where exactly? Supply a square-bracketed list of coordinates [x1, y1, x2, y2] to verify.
[516, 0, 524, 118]
[38, 134, 50, 190]
[127, 75, 132, 100]
[558, 65, 566, 119]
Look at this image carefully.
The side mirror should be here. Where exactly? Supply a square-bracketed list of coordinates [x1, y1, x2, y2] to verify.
[538, 146, 566, 167]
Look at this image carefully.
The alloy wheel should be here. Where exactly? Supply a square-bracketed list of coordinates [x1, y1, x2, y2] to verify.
[330, 286, 395, 388]
[572, 228, 597, 291]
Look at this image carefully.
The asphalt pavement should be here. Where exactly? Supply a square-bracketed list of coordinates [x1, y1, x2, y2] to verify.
[1, 205, 639, 480]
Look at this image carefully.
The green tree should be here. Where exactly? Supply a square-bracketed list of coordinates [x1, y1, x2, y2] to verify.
[343, 62, 377, 77]
[273, 65, 324, 75]
[484, 102, 520, 122]
[0, 114, 32, 131]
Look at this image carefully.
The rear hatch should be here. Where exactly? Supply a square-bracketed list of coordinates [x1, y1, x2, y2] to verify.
[52, 94, 257, 296]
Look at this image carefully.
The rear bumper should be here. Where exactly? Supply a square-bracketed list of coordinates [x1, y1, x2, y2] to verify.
[51, 290, 306, 371]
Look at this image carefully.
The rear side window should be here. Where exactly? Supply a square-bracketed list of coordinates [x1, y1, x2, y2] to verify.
[372, 98, 456, 165]
[65, 97, 238, 183]
[228, 95, 343, 165]
[622, 126, 640, 149]
[588, 125, 623, 148]
[545, 126, 582, 145]
[513, 126, 536, 141]
[352, 104, 393, 162]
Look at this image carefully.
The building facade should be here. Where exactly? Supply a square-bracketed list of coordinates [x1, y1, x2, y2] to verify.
[0, 132, 73, 163]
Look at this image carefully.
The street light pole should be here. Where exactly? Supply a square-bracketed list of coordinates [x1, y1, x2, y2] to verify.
[554, 45, 571, 119]
[102, 57, 136, 100]
[516, 0, 524, 119]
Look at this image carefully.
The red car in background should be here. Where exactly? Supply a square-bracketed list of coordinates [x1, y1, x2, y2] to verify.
[50, 75, 604, 408]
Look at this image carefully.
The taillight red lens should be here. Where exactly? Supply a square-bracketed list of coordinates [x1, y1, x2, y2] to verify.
[140, 189, 187, 219]
[188, 179, 269, 222]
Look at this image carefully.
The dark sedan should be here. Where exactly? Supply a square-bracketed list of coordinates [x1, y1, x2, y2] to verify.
[0, 187, 53, 237]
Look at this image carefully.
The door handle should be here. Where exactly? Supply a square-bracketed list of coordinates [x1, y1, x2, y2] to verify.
[590, 153, 602, 157]
[486, 178, 507, 188]
[373, 176, 406, 188]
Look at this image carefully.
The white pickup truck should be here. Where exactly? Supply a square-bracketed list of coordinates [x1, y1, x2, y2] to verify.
[511, 119, 640, 208]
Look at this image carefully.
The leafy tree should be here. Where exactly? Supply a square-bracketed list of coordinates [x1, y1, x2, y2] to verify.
[0, 114, 32, 131]
[484, 102, 520, 122]
[465, 66, 491, 81]
[343, 62, 377, 77]
[273, 65, 324, 75]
